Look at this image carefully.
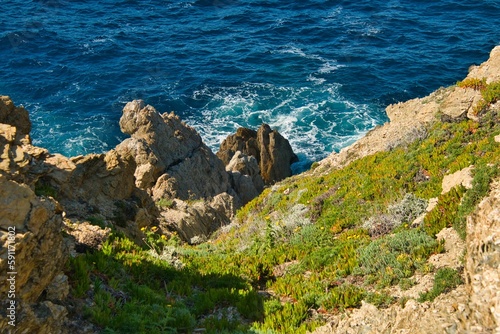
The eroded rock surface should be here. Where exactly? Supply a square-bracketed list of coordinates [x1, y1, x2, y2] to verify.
[117, 100, 230, 200]
[0, 176, 68, 333]
[218, 124, 298, 185]
[465, 179, 500, 332]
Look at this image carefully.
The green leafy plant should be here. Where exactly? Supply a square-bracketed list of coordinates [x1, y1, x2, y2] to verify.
[419, 267, 463, 302]
[156, 198, 175, 209]
[355, 230, 442, 287]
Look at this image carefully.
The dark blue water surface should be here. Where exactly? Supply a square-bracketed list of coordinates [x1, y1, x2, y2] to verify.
[1, 0, 499, 170]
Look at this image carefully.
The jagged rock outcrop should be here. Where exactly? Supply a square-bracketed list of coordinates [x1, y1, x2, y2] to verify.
[0, 97, 33, 182]
[159, 195, 233, 245]
[226, 151, 264, 205]
[464, 179, 500, 332]
[111, 100, 241, 241]
[116, 100, 231, 200]
[0, 95, 31, 139]
[217, 124, 298, 185]
[0, 176, 69, 333]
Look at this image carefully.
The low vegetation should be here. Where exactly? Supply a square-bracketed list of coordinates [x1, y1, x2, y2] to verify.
[66, 99, 499, 332]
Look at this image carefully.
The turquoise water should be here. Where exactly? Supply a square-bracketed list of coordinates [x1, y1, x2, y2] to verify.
[1, 0, 499, 170]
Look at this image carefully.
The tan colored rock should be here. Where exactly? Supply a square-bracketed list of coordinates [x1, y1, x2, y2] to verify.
[218, 124, 298, 185]
[159, 198, 232, 244]
[0, 176, 68, 333]
[439, 87, 482, 121]
[467, 45, 500, 84]
[117, 100, 230, 200]
[429, 227, 465, 270]
[217, 127, 260, 165]
[442, 166, 474, 194]
[0, 123, 31, 178]
[64, 220, 112, 251]
[309, 286, 469, 334]
[0, 95, 31, 140]
[465, 178, 500, 332]
[0, 176, 33, 229]
[226, 151, 264, 205]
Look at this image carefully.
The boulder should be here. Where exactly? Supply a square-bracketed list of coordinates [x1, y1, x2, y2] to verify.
[0, 95, 31, 141]
[159, 195, 233, 244]
[218, 124, 298, 184]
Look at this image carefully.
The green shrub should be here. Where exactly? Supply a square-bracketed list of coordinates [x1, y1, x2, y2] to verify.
[355, 230, 441, 287]
[419, 267, 463, 302]
[156, 198, 175, 209]
[34, 181, 58, 198]
[319, 284, 365, 311]
[424, 186, 465, 237]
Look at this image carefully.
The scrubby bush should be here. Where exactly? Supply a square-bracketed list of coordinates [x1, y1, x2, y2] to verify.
[363, 193, 427, 237]
[355, 230, 442, 287]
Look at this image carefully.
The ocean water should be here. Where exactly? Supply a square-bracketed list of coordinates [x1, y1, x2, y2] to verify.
[1, 0, 499, 171]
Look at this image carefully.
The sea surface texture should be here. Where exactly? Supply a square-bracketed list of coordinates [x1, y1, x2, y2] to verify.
[1, 0, 499, 170]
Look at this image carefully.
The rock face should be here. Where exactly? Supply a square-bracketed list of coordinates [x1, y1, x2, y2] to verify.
[0, 176, 68, 333]
[226, 151, 264, 205]
[116, 100, 230, 200]
[159, 195, 233, 245]
[218, 124, 298, 184]
[465, 179, 500, 332]
[0, 95, 31, 139]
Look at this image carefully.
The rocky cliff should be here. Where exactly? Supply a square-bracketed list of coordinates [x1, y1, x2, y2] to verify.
[308, 45, 500, 334]
[0, 46, 499, 333]
[0, 93, 298, 331]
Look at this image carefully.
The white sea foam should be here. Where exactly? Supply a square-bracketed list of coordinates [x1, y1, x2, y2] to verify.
[184, 82, 384, 165]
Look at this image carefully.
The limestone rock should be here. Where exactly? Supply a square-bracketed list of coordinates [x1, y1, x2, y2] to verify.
[217, 127, 260, 165]
[226, 151, 264, 205]
[465, 178, 500, 332]
[64, 220, 112, 252]
[117, 100, 230, 200]
[159, 196, 233, 244]
[442, 165, 474, 194]
[0, 95, 31, 141]
[0, 176, 68, 333]
[440, 87, 482, 122]
[467, 45, 500, 84]
[218, 124, 298, 184]
[0, 123, 31, 179]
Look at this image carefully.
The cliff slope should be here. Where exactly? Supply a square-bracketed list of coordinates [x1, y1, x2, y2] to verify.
[0, 46, 499, 333]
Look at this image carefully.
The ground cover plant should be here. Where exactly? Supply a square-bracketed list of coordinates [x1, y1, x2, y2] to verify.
[66, 105, 499, 333]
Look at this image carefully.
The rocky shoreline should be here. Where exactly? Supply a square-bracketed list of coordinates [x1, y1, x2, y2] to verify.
[1, 46, 499, 333]
[0, 93, 297, 331]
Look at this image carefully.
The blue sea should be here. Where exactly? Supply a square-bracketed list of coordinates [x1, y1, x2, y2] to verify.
[1, 1, 499, 171]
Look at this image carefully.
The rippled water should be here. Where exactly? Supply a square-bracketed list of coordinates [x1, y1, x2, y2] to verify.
[1, 0, 499, 170]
